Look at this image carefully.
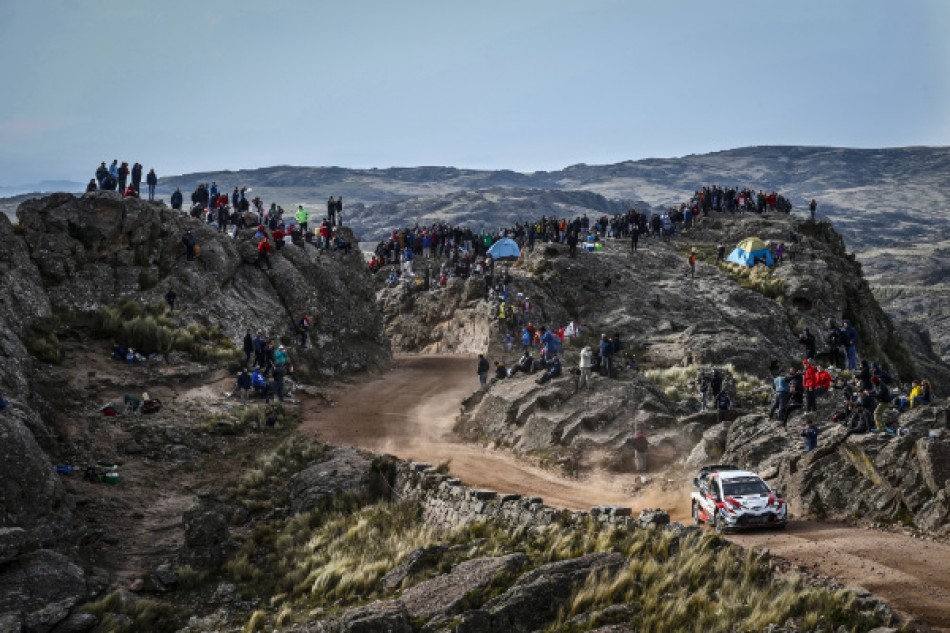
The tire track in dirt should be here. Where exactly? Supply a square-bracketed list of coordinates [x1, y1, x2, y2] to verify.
[299, 355, 950, 631]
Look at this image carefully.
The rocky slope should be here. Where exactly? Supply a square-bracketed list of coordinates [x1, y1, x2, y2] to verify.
[0, 192, 389, 631]
[377, 211, 950, 535]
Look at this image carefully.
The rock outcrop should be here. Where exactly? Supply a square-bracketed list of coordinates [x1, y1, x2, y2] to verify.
[0, 192, 391, 628]
[720, 402, 950, 531]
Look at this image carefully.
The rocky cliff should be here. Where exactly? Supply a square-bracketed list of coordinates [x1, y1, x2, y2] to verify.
[0, 192, 390, 631]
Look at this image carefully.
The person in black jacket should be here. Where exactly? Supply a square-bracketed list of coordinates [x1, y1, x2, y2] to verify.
[118, 162, 130, 192]
[567, 231, 579, 258]
[477, 354, 489, 390]
[146, 168, 158, 201]
[236, 369, 252, 404]
[799, 328, 816, 360]
[170, 188, 183, 210]
[95, 162, 109, 186]
[86, 179, 97, 192]
[131, 163, 143, 194]
[243, 330, 253, 367]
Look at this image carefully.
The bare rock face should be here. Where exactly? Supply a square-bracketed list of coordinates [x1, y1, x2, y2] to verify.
[721, 401, 950, 530]
[15, 193, 390, 377]
[0, 550, 87, 633]
[401, 554, 527, 623]
[289, 447, 376, 514]
[0, 409, 70, 547]
[180, 493, 237, 570]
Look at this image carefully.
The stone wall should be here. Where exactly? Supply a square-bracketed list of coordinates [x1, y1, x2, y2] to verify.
[393, 461, 666, 530]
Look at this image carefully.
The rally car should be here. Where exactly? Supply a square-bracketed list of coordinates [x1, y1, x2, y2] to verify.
[690, 464, 787, 532]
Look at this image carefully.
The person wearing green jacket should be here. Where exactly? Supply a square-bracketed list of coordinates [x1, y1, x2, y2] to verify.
[295, 206, 309, 233]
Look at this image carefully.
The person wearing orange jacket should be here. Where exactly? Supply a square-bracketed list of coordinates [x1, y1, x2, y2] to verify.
[802, 359, 818, 412]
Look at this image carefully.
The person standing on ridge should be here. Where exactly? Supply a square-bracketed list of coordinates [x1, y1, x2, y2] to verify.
[327, 196, 336, 226]
[131, 162, 143, 194]
[146, 168, 158, 201]
[170, 187, 183, 210]
[117, 162, 129, 192]
[296, 205, 309, 233]
[577, 345, 593, 391]
[336, 196, 344, 226]
[809, 198, 817, 221]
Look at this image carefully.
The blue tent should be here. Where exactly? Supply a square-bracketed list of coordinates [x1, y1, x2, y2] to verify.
[726, 237, 774, 267]
[487, 238, 521, 261]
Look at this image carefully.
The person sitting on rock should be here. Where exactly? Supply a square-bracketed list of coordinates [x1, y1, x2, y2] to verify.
[251, 366, 270, 400]
[508, 350, 535, 377]
[86, 179, 98, 192]
[536, 353, 562, 385]
[494, 361, 507, 381]
[123, 184, 138, 198]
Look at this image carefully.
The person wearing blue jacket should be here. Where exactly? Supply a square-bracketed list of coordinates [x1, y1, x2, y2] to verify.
[599, 333, 614, 378]
[769, 371, 790, 420]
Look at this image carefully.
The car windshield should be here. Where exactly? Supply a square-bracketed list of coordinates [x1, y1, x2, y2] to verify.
[722, 477, 770, 497]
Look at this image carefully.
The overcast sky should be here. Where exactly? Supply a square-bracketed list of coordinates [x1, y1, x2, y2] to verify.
[1, 0, 948, 185]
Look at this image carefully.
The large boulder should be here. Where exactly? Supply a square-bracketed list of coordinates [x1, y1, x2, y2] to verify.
[180, 492, 237, 569]
[0, 411, 70, 546]
[468, 553, 625, 632]
[0, 550, 87, 633]
[399, 553, 527, 622]
[289, 447, 375, 515]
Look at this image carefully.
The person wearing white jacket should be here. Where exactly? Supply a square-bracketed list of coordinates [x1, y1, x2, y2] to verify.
[577, 346, 593, 391]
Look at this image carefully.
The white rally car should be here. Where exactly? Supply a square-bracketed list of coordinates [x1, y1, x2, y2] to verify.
[691, 464, 787, 532]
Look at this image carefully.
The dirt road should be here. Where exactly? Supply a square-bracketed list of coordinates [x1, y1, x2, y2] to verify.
[300, 356, 950, 631]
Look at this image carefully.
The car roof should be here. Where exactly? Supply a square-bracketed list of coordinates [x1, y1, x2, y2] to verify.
[716, 470, 761, 480]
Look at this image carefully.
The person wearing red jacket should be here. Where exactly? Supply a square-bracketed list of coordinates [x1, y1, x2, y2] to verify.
[802, 359, 818, 412]
[272, 227, 286, 250]
[815, 366, 832, 394]
[256, 237, 274, 270]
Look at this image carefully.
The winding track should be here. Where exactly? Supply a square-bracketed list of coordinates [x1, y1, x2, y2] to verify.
[300, 355, 950, 631]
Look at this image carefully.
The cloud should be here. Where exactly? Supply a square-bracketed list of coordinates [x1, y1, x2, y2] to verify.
[0, 117, 71, 142]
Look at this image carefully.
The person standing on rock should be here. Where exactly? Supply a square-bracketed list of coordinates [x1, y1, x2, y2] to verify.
[117, 161, 129, 192]
[801, 417, 819, 451]
[631, 427, 648, 471]
[687, 251, 697, 279]
[630, 224, 639, 252]
[840, 319, 858, 370]
[336, 196, 343, 226]
[95, 162, 109, 187]
[256, 236, 274, 270]
[170, 187, 183, 210]
[243, 330, 253, 367]
[809, 198, 818, 221]
[146, 168, 158, 201]
[715, 389, 731, 424]
[131, 162, 143, 195]
[236, 368, 251, 405]
[577, 345, 593, 391]
[182, 229, 197, 261]
[295, 205, 309, 234]
[477, 354, 489, 390]
[599, 334, 614, 379]
[327, 196, 336, 226]
[802, 359, 818, 413]
[769, 370, 790, 420]
[799, 327, 817, 360]
[164, 287, 177, 311]
[567, 230, 579, 258]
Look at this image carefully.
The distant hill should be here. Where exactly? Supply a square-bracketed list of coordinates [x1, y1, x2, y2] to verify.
[156, 146, 950, 250]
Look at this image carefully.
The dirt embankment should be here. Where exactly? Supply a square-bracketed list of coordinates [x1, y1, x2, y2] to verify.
[300, 355, 950, 632]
